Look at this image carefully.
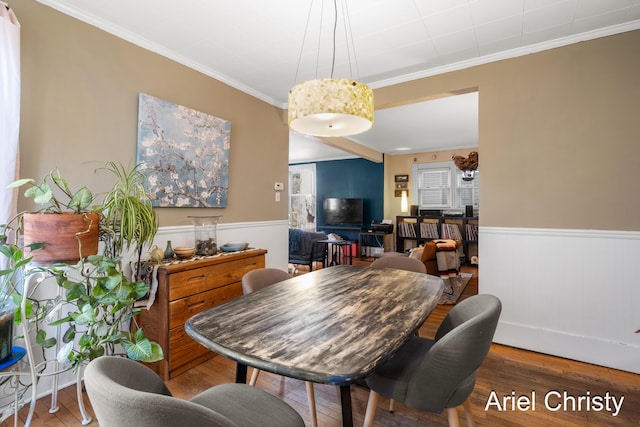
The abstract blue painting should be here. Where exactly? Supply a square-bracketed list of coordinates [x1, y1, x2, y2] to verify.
[136, 93, 230, 207]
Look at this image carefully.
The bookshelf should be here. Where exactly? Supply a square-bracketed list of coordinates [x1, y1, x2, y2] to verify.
[396, 215, 478, 264]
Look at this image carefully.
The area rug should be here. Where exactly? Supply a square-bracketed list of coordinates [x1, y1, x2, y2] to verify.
[438, 272, 473, 305]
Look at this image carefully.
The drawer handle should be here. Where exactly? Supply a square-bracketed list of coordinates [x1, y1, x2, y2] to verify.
[187, 300, 206, 309]
[187, 275, 206, 283]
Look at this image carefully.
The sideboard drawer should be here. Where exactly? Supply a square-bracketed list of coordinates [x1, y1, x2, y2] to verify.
[169, 256, 265, 301]
[169, 282, 242, 329]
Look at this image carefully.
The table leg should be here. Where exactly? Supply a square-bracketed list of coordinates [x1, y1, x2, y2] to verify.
[339, 385, 353, 427]
[235, 363, 248, 384]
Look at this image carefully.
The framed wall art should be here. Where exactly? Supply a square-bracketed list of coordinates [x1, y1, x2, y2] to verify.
[136, 93, 231, 207]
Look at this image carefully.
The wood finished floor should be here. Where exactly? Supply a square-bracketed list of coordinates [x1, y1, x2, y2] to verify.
[3, 264, 639, 426]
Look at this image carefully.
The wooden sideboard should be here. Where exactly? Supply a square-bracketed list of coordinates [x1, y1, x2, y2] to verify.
[136, 248, 267, 379]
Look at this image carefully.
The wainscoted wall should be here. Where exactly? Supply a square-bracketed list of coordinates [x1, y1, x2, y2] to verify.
[480, 227, 640, 374]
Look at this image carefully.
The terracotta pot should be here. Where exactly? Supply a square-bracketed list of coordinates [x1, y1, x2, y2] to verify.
[22, 212, 100, 265]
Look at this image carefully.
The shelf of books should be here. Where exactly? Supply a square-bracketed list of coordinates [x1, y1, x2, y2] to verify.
[396, 215, 479, 263]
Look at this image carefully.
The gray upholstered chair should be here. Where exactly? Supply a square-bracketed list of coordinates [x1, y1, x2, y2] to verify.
[370, 255, 427, 274]
[84, 356, 304, 427]
[370, 253, 429, 412]
[242, 268, 318, 427]
[362, 294, 502, 427]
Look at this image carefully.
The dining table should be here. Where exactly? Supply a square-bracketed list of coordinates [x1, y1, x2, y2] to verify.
[185, 264, 444, 427]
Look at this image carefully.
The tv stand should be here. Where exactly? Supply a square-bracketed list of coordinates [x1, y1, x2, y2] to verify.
[318, 225, 363, 231]
[317, 225, 363, 247]
[359, 230, 392, 257]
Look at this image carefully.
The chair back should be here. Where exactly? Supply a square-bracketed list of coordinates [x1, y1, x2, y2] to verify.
[405, 294, 501, 411]
[242, 268, 291, 294]
[370, 256, 427, 274]
[84, 356, 238, 427]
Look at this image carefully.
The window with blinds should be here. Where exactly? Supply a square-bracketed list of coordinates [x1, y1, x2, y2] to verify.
[413, 162, 479, 210]
[416, 165, 451, 208]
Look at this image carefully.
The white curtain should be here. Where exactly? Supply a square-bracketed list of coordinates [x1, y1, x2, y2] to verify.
[0, 4, 20, 249]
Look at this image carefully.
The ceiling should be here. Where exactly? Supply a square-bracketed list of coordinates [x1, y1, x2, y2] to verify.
[39, 0, 640, 163]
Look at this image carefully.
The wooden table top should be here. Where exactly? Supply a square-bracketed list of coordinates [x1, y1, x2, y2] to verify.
[185, 265, 444, 385]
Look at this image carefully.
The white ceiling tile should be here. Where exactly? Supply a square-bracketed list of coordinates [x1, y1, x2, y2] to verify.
[356, 20, 430, 53]
[571, 6, 640, 33]
[523, 0, 579, 33]
[422, 5, 476, 37]
[574, 0, 639, 18]
[469, 0, 525, 24]
[431, 29, 479, 55]
[477, 36, 523, 55]
[414, 0, 470, 16]
[522, 23, 573, 44]
[474, 15, 523, 45]
[623, 4, 640, 19]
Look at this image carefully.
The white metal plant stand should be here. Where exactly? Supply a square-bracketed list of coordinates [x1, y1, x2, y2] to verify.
[17, 271, 92, 426]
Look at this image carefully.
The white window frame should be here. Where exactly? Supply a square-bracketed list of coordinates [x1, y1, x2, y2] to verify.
[288, 164, 317, 230]
[412, 162, 479, 211]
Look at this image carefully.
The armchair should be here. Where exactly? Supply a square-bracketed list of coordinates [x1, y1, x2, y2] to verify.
[288, 229, 327, 272]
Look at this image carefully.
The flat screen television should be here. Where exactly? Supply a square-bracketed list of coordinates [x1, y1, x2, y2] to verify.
[323, 198, 364, 226]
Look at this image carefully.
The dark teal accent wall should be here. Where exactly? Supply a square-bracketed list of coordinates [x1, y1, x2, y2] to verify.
[315, 158, 383, 240]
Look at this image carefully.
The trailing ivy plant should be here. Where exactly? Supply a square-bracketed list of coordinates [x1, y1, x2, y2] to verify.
[0, 232, 58, 364]
[50, 255, 163, 371]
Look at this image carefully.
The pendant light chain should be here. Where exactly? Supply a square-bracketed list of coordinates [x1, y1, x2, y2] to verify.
[330, 0, 337, 78]
[292, 0, 316, 87]
[342, 0, 360, 81]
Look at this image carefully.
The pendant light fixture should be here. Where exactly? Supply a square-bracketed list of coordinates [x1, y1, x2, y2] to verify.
[288, 0, 374, 137]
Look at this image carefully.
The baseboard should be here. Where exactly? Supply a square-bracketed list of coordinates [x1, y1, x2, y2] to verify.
[495, 320, 640, 374]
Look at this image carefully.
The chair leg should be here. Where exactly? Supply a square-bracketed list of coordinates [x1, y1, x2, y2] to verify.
[463, 399, 474, 427]
[389, 398, 395, 412]
[249, 368, 260, 386]
[447, 407, 461, 427]
[305, 382, 318, 427]
[363, 390, 379, 427]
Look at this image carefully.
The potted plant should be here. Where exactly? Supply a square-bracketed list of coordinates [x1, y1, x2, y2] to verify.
[452, 151, 479, 181]
[99, 162, 158, 268]
[7, 168, 101, 265]
[47, 162, 162, 370]
[5, 162, 162, 371]
[50, 255, 163, 371]
[0, 227, 51, 363]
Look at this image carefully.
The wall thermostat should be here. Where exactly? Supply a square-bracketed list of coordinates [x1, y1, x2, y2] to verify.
[274, 182, 284, 191]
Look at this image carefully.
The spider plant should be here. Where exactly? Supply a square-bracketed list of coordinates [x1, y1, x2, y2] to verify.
[99, 161, 158, 264]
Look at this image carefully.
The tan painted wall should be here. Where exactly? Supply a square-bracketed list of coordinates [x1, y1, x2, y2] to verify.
[380, 30, 640, 231]
[14, 0, 289, 227]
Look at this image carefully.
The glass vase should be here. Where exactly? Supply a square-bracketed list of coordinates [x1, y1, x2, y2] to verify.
[189, 216, 222, 256]
[164, 240, 174, 260]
